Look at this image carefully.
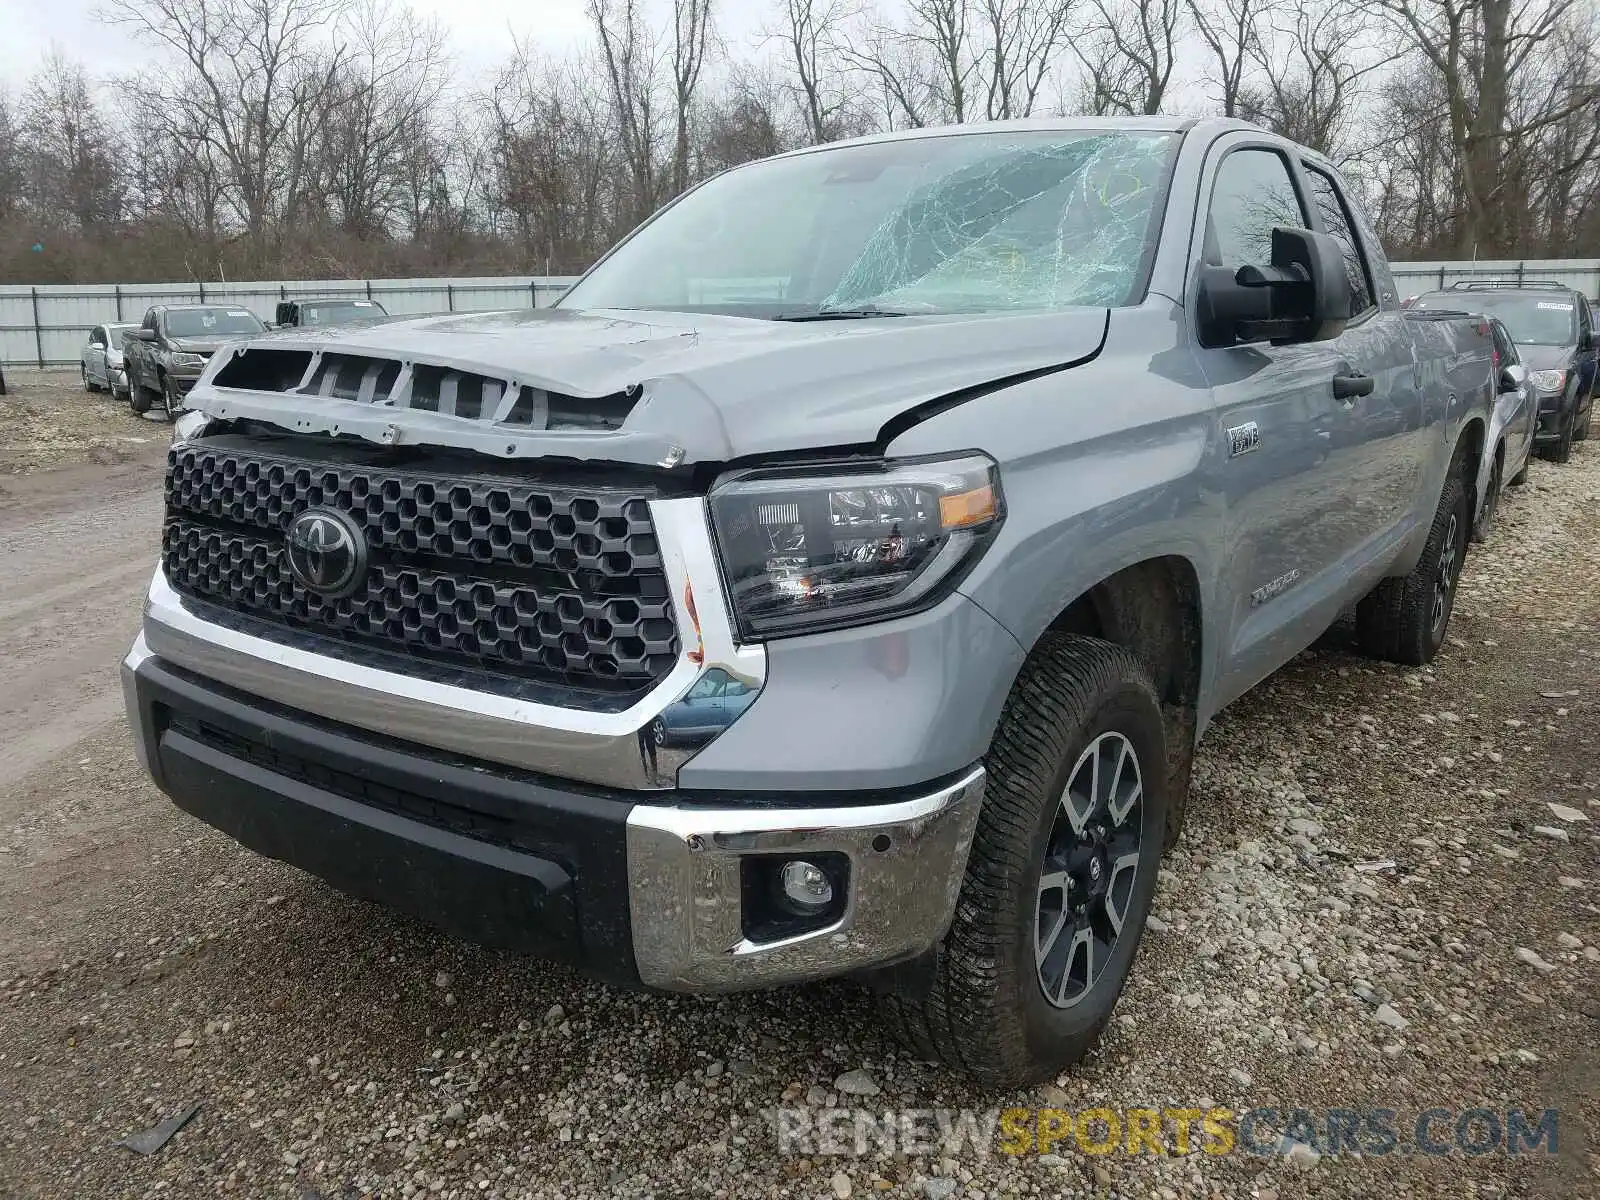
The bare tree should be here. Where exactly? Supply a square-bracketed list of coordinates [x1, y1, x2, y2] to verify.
[1073, 0, 1182, 116]
[18, 52, 122, 227]
[670, 0, 716, 194]
[978, 0, 1076, 119]
[589, 0, 665, 225]
[105, 0, 349, 246]
[316, 0, 449, 237]
[773, 0, 852, 142]
[1187, 0, 1260, 117]
[1364, 0, 1598, 255]
[0, 90, 22, 223]
[1240, 0, 1385, 159]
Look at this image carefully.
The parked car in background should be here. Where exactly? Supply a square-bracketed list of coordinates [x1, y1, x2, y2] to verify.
[126, 118, 1497, 1086]
[125, 305, 268, 420]
[1408, 282, 1597, 463]
[1475, 317, 1537, 539]
[81, 322, 139, 398]
[273, 298, 389, 329]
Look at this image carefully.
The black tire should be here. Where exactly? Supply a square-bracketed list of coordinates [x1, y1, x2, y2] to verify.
[1355, 470, 1469, 666]
[82, 365, 98, 393]
[1540, 410, 1574, 463]
[875, 635, 1169, 1086]
[128, 377, 152, 414]
[1509, 459, 1529, 487]
[162, 374, 185, 421]
[1473, 449, 1502, 543]
[1575, 404, 1592, 442]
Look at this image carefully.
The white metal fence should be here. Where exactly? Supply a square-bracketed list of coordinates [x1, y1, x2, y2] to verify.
[4, 261, 1599, 368]
[0, 276, 579, 369]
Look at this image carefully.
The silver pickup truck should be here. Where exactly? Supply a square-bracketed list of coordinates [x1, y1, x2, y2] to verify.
[123, 117, 1493, 1085]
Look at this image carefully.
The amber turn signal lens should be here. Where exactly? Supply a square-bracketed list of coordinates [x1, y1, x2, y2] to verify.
[939, 484, 998, 529]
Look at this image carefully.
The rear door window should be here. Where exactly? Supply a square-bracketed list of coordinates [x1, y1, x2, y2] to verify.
[1303, 166, 1374, 315]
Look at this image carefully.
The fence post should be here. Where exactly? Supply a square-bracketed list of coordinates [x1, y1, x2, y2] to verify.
[198, 279, 206, 303]
[530, 280, 537, 308]
[447, 284, 455, 312]
[1516, 261, 1525, 285]
[114, 284, 124, 321]
[30, 287, 43, 369]
[1438, 266, 1446, 289]
[366, 280, 373, 301]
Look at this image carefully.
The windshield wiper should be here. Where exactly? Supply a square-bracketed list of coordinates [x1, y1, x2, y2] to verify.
[772, 305, 916, 322]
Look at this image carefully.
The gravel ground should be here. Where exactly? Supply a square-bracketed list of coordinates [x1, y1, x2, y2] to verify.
[0, 415, 1596, 1200]
[0, 368, 169, 475]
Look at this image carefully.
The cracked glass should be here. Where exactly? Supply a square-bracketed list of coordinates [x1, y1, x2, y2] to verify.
[561, 130, 1179, 319]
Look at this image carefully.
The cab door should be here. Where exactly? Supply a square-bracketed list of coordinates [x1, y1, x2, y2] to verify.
[1299, 162, 1426, 546]
[1189, 138, 1355, 704]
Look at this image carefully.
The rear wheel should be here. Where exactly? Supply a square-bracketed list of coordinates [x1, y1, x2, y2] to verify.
[1355, 471, 1469, 666]
[875, 635, 1168, 1086]
[82, 365, 98, 393]
[1575, 403, 1592, 442]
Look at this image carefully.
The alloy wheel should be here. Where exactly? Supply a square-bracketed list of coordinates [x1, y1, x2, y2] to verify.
[1431, 511, 1461, 636]
[1034, 731, 1144, 1009]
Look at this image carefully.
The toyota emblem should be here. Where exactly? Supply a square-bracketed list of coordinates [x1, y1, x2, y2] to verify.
[285, 507, 368, 598]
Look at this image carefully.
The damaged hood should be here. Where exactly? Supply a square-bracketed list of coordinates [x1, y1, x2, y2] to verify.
[192, 305, 1109, 466]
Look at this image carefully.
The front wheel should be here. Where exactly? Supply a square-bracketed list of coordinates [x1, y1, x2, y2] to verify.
[128, 377, 152, 414]
[162, 375, 184, 421]
[1540, 411, 1575, 463]
[82, 365, 98, 393]
[1355, 471, 1469, 666]
[875, 635, 1169, 1086]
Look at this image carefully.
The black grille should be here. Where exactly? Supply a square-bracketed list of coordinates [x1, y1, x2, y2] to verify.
[163, 442, 680, 694]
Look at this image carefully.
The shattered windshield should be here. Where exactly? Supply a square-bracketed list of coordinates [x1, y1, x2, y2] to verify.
[559, 130, 1177, 319]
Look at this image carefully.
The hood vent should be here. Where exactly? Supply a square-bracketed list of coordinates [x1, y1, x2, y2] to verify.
[212, 347, 640, 432]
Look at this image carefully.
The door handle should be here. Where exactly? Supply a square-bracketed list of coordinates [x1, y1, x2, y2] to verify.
[1332, 371, 1375, 401]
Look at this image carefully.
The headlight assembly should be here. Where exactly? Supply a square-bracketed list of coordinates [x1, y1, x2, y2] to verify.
[708, 453, 1002, 639]
[1529, 369, 1567, 393]
[172, 353, 207, 368]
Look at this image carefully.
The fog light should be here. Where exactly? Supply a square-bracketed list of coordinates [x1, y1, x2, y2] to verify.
[779, 860, 834, 913]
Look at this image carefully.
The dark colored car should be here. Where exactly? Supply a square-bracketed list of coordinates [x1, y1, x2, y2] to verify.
[274, 298, 390, 329]
[1409, 282, 1598, 463]
[125, 305, 269, 420]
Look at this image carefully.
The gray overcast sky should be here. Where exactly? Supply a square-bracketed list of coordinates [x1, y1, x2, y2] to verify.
[0, 0, 774, 90]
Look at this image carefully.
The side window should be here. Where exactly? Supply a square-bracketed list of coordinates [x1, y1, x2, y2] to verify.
[141, 309, 157, 332]
[1204, 148, 1308, 267]
[1303, 166, 1375, 314]
[1577, 295, 1593, 340]
[90, 328, 105, 346]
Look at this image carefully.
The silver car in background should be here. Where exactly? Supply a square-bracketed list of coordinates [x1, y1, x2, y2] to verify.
[81, 322, 139, 398]
[1475, 316, 1537, 539]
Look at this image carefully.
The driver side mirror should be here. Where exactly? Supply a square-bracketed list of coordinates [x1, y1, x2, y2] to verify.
[1499, 363, 1526, 393]
[1196, 227, 1353, 349]
[131, 328, 157, 342]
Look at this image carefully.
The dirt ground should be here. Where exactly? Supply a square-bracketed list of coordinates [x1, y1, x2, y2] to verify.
[0, 382, 1595, 1200]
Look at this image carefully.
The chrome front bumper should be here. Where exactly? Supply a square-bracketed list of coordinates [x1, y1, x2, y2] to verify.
[625, 767, 985, 990]
[124, 634, 984, 992]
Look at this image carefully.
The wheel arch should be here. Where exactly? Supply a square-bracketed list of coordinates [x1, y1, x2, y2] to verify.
[1029, 554, 1204, 848]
